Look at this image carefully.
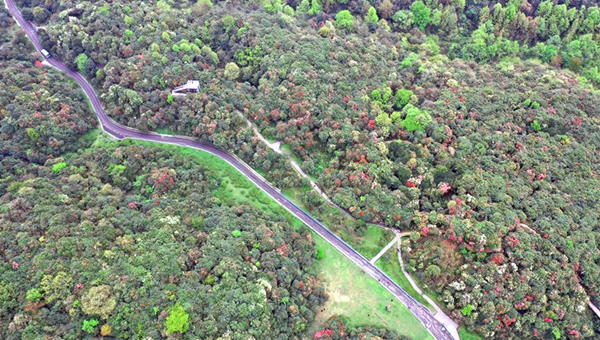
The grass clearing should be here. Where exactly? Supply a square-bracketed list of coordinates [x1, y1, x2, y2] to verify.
[459, 327, 483, 340]
[375, 251, 434, 312]
[309, 231, 433, 339]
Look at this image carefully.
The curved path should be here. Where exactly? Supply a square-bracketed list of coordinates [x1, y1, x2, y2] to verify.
[5, 1, 454, 339]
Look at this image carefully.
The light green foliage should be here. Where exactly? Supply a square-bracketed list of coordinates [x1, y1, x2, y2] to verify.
[315, 245, 325, 259]
[335, 10, 354, 32]
[382, 86, 392, 104]
[124, 29, 134, 41]
[552, 327, 561, 339]
[224, 62, 240, 80]
[375, 113, 391, 127]
[98, 5, 109, 14]
[76, 53, 88, 73]
[124, 15, 134, 26]
[370, 89, 382, 103]
[197, 0, 213, 8]
[26, 288, 44, 302]
[394, 88, 413, 109]
[318, 25, 331, 37]
[401, 105, 432, 132]
[40, 272, 73, 304]
[52, 162, 67, 174]
[308, 0, 321, 16]
[283, 5, 295, 16]
[222, 15, 237, 32]
[165, 303, 190, 334]
[531, 120, 542, 131]
[82, 318, 99, 334]
[461, 304, 474, 316]
[366, 6, 379, 24]
[167, 94, 174, 104]
[401, 52, 419, 68]
[26, 127, 40, 142]
[263, 0, 283, 13]
[296, 0, 310, 15]
[81, 285, 117, 319]
[411, 1, 431, 31]
[162, 32, 171, 42]
[232, 230, 242, 237]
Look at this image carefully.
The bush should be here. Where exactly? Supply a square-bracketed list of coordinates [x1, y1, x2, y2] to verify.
[165, 303, 190, 334]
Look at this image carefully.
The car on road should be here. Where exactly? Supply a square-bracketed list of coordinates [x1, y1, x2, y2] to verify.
[41, 49, 51, 58]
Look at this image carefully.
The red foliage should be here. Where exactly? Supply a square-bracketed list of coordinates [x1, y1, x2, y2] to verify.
[491, 254, 504, 265]
[406, 180, 416, 188]
[35, 60, 43, 67]
[367, 119, 376, 129]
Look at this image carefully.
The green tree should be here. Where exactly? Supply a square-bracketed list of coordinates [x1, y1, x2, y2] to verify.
[224, 62, 240, 80]
[366, 7, 379, 24]
[82, 319, 99, 334]
[411, 1, 431, 31]
[26, 127, 40, 142]
[308, 0, 321, 15]
[165, 303, 190, 334]
[401, 105, 432, 132]
[394, 89, 413, 109]
[296, 0, 310, 15]
[335, 10, 354, 32]
[76, 53, 88, 73]
[26, 288, 43, 302]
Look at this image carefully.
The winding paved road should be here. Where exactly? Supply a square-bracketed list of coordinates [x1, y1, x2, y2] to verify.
[5, 1, 455, 339]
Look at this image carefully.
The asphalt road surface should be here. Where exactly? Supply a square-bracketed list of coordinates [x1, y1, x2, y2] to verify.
[6, 1, 455, 339]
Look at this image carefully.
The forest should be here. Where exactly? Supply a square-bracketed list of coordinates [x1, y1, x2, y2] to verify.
[3, 0, 600, 338]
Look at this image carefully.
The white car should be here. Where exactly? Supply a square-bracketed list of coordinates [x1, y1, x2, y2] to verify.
[41, 49, 51, 58]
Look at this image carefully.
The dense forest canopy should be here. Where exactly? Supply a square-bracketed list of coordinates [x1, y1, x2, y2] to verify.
[3, 0, 600, 338]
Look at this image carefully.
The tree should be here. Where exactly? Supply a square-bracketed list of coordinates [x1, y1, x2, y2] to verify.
[411, 1, 431, 31]
[76, 53, 88, 73]
[165, 303, 190, 334]
[335, 10, 354, 32]
[378, 0, 393, 19]
[401, 105, 431, 132]
[296, 0, 310, 15]
[224, 62, 240, 80]
[366, 7, 379, 24]
[394, 89, 413, 109]
[308, 0, 321, 16]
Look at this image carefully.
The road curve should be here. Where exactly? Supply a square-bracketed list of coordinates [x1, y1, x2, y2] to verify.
[5, 1, 455, 339]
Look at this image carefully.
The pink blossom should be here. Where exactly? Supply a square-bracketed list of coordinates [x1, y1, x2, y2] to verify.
[314, 329, 333, 339]
[11, 261, 19, 269]
[439, 182, 451, 194]
[76, 283, 84, 290]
